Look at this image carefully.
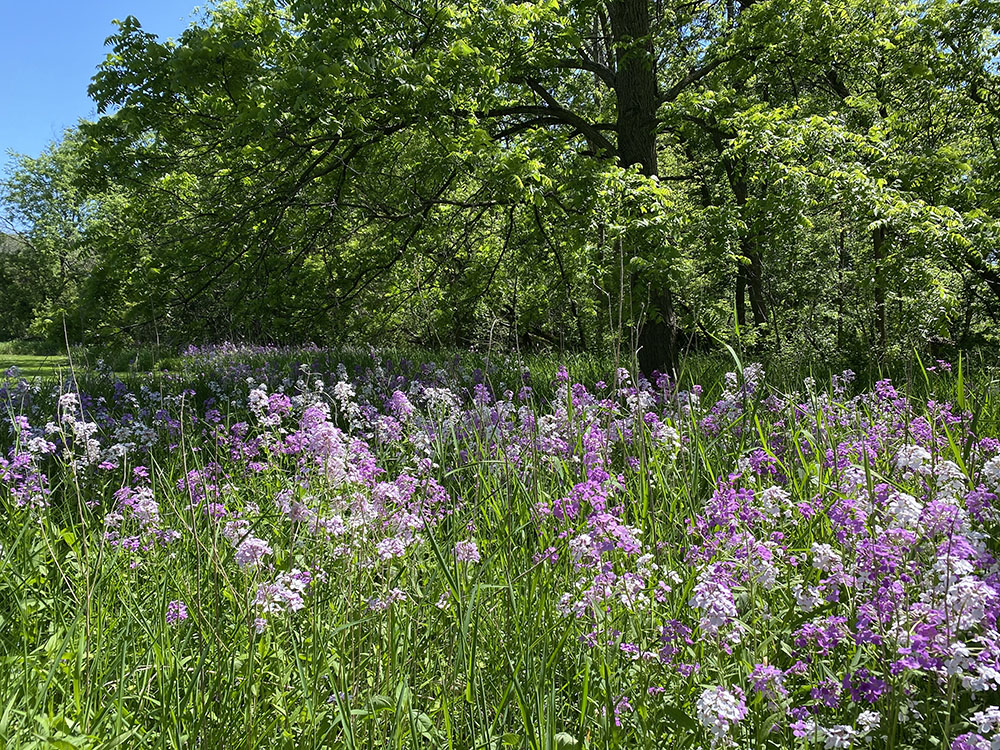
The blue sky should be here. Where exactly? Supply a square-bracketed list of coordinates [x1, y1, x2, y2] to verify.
[1, 1, 201, 173]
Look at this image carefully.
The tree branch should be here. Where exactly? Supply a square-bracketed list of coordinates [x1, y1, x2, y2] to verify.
[660, 57, 731, 104]
[552, 55, 616, 88]
[485, 98, 616, 157]
[825, 69, 851, 100]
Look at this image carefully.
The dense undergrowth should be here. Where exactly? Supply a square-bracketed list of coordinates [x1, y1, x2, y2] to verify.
[1, 345, 999, 748]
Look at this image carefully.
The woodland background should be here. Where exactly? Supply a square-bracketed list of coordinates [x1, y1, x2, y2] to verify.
[2, 0, 1000, 372]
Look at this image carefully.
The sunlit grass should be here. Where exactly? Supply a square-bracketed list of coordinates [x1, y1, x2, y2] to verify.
[0, 352, 71, 379]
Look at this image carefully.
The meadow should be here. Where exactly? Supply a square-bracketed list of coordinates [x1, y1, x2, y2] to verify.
[1, 344, 999, 749]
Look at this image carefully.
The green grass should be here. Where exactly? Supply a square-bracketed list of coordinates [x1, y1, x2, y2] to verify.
[0, 341, 176, 380]
[0, 352, 72, 379]
[1, 347, 998, 748]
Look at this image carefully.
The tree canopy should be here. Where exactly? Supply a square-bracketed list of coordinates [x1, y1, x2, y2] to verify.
[3, 0, 1000, 370]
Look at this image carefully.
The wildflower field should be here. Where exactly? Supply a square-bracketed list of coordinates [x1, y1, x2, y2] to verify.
[1, 346, 999, 749]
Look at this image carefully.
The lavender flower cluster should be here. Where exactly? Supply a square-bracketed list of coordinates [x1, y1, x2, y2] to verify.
[1, 348, 997, 747]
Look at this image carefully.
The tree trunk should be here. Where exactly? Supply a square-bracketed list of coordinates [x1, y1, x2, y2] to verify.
[736, 262, 748, 329]
[836, 221, 847, 349]
[748, 246, 766, 325]
[637, 286, 678, 377]
[607, 0, 678, 375]
[724, 159, 767, 328]
[608, 1, 659, 178]
[873, 223, 887, 352]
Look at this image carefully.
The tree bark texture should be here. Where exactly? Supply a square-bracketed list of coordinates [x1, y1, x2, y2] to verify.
[607, 0, 678, 375]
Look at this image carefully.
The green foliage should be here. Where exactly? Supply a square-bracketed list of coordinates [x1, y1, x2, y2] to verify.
[2, 0, 1000, 368]
[0, 131, 101, 343]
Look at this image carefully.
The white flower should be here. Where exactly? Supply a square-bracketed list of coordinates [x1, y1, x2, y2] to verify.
[27, 436, 56, 455]
[946, 577, 996, 630]
[793, 583, 824, 612]
[130, 486, 160, 526]
[811, 543, 842, 573]
[636, 553, 657, 575]
[695, 685, 747, 741]
[895, 445, 931, 474]
[568, 533, 595, 564]
[758, 486, 791, 519]
[333, 380, 355, 403]
[982, 455, 1000, 487]
[856, 710, 880, 736]
[886, 491, 922, 528]
[248, 385, 269, 415]
[255, 570, 308, 615]
[823, 725, 856, 749]
[690, 567, 737, 635]
[58, 392, 80, 411]
[650, 422, 681, 453]
[933, 460, 967, 500]
[971, 707, 1000, 734]
[750, 554, 779, 589]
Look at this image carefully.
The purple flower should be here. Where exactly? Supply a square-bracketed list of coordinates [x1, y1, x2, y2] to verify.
[166, 600, 188, 625]
[256, 570, 309, 615]
[234, 536, 273, 567]
[951, 733, 990, 750]
[613, 696, 633, 727]
[843, 668, 889, 704]
[809, 678, 841, 708]
[376, 536, 407, 560]
[454, 539, 481, 564]
[750, 664, 788, 704]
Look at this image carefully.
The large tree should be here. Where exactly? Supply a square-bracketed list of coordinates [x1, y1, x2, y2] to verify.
[4, 0, 989, 363]
[0, 130, 104, 341]
[81, 0, 766, 369]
